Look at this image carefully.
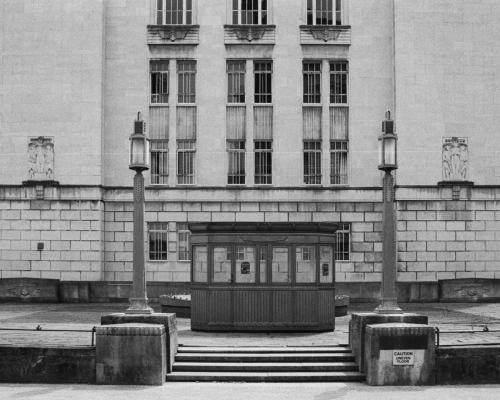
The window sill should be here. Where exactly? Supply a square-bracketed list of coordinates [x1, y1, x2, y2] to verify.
[147, 24, 200, 45]
[224, 24, 276, 45]
[299, 25, 351, 45]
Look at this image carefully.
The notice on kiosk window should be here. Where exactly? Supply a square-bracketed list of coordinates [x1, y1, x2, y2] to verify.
[392, 351, 415, 366]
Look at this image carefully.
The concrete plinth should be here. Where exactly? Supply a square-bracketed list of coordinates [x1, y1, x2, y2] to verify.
[101, 312, 177, 372]
[96, 323, 166, 386]
[350, 312, 428, 373]
[365, 323, 435, 386]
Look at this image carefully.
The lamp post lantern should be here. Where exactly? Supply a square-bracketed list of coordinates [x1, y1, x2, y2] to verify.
[126, 112, 153, 314]
[375, 110, 402, 314]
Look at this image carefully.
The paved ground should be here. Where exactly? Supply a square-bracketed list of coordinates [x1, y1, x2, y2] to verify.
[0, 382, 500, 400]
[1, 302, 500, 399]
[0, 302, 500, 347]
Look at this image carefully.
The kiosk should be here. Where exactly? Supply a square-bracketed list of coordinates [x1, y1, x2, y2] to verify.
[189, 222, 338, 331]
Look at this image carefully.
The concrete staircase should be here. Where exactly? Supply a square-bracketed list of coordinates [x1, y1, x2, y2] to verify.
[167, 345, 365, 382]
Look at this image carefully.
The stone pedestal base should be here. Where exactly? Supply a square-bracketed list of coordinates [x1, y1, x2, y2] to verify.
[365, 323, 435, 385]
[350, 312, 428, 373]
[101, 313, 177, 373]
[96, 323, 166, 386]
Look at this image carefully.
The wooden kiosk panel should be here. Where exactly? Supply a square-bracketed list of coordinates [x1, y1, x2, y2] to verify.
[190, 223, 338, 332]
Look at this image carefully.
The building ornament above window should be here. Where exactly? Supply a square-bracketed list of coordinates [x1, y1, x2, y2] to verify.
[224, 25, 276, 45]
[299, 25, 351, 45]
[147, 25, 200, 45]
[306, 25, 341, 41]
[27, 136, 54, 181]
[442, 137, 468, 181]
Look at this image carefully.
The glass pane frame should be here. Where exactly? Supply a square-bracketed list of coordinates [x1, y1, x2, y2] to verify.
[192, 243, 335, 286]
[157, 0, 194, 25]
[192, 245, 208, 282]
[306, 0, 343, 26]
[232, 0, 269, 25]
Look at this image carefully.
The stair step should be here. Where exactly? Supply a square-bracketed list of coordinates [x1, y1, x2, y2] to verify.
[167, 371, 365, 382]
[177, 346, 350, 354]
[173, 361, 358, 372]
[175, 352, 355, 363]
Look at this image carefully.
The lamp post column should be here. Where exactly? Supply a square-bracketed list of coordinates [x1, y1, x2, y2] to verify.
[375, 170, 402, 314]
[126, 112, 153, 314]
[126, 170, 153, 314]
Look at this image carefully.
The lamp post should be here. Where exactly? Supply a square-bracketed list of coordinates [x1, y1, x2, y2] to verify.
[126, 112, 153, 314]
[375, 110, 402, 314]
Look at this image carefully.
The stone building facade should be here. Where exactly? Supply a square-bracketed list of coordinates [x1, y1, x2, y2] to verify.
[1, 0, 500, 301]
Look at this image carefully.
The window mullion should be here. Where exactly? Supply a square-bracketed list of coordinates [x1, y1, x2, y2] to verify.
[163, 0, 167, 25]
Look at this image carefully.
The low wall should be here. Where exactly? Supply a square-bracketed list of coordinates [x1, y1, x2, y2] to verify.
[2, 278, 500, 304]
[0, 346, 96, 383]
[436, 346, 500, 384]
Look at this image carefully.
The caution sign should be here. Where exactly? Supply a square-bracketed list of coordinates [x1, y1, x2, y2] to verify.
[392, 351, 415, 366]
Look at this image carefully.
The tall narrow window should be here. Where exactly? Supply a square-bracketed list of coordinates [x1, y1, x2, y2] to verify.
[157, 0, 193, 25]
[227, 60, 246, 103]
[232, 0, 268, 25]
[227, 140, 246, 184]
[149, 222, 169, 261]
[307, 0, 342, 25]
[254, 140, 272, 184]
[177, 60, 196, 103]
[177, 60, 196, 185]
[177, 222, 191, 261]
[303, 61, 321, 103]
[151, 60, 169, 104]
[150, 61, 169, 185]
[150, 137, 169, 184]
[330, 140, 348, 185]
[254, 61, 272, 103]
[304, 140, 322, 184]
[177, 140, 195, 184]
[330, 61, 348, 104]
[335, 223, 350, 261]
[330, 61, 348, 185]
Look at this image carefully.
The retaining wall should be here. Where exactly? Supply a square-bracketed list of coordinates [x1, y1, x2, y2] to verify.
[0, 346, 95, 383]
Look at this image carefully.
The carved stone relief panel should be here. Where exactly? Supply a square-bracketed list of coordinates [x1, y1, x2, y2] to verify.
[442, 137, 468, 181]
[28, 136, 54, 181]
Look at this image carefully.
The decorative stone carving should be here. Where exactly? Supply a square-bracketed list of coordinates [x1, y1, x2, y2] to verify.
[454, 284, 490, 298]
[442, 137, 468, 181]
[28, 136, 54, 181]
[224, 25, 276, 44]
[147, 25, 199, 45]
[232, 25, 267, 41]
[299, 25, 350, 45]
[7, 284, 41, 299]
[159, 27, 189, 41]
[307, 26, 341, 42]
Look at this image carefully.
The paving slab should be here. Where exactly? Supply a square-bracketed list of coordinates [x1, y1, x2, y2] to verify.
[0, 302, 499, 347]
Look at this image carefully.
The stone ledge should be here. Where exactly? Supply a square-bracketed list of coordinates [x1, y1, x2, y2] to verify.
[224, 24, 276, 44]
[349, 313, 428, 373]
[101, 313, 177, 373]
[299, 25, 351, 45]
[96, 323, 165, 336]
[147, 24, 199, 45]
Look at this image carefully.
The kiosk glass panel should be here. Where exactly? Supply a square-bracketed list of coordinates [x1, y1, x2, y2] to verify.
[193, 245, 208, 282]
[320, 245, 334, 283]
[213, 246, 232, 283]
[235, 246, 256, 283]
[272, 247, 289, 283]
[259, 246, 267, 283]
[296, 246, 317, 283]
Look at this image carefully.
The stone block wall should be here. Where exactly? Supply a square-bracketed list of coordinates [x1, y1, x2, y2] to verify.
[0, 189, 104, 281]
[1, 186, 499, 287]
[397, 200, 500, 281]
